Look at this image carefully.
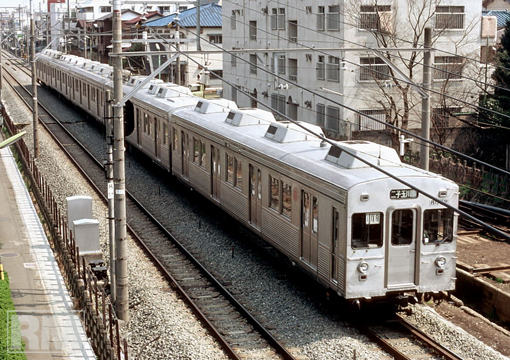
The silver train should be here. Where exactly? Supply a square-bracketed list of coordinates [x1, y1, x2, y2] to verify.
[37, 50, 459, 305]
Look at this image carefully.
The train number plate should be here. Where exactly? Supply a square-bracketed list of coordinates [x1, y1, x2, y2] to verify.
[390, 189, 418, 199]
[365, 213, 380, 225]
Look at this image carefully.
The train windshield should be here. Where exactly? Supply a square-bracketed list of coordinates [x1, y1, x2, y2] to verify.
[423, 208, 454, 244]
[351, 212, 384, 249]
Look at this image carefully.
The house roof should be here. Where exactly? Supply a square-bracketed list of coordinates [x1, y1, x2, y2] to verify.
[483, 10, 510, 28]
[125, 11, 163, 25]
[144, 4, 222, 28]
[95, 9, 140, 22]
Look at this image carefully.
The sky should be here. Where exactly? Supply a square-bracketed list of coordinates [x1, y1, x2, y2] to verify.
[0, 0, 44, 12]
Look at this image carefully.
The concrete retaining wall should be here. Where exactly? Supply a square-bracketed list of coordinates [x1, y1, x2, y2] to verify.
[455, 268, 510, 326]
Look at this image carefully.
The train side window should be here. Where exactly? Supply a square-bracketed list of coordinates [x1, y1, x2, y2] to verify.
[269, 175, 280, 210]
[163, 124, 169, 146]
[172, 127, 178, 152]
[391, 209, 413, 246]
[226, 154, 234, 184]
[331, 207, 339, 282]
[144, 113, 150, 135]
[351, 212, 383, 249]
[423, 208, 454, 244]
[282, 182, 292, 218]
[193, 138, 200, 163]
[235, 158, 242, 189]
[200, 142, 206, 167]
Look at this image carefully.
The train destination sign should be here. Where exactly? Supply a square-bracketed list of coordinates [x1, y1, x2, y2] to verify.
[390, 189, 418, 200]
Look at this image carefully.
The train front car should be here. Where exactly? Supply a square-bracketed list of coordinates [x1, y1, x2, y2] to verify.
[339, 141, 458, 306]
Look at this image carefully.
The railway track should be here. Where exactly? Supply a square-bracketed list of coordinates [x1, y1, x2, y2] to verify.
[2, 50, 297, 360]
[459, 201, 510, 241]
[353, 313, 464, 360]
[2, 50, 473, 360]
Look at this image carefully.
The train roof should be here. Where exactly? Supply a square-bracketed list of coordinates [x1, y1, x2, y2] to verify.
[174, 101, 455, 190]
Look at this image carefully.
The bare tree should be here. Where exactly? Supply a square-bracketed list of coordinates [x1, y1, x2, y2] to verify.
[346, 0, 481, 150]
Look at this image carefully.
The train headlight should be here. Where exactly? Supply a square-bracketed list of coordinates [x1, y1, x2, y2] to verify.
[357, 261, 369, 273]
[435, 256, 447, 268]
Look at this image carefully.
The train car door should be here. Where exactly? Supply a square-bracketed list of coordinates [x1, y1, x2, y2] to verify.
[249, 165, 262, 229]
[154, 117, 159, 159]
[387, 209, 416, 287]
[210, 145, 221, 199]
[181, 131, 189, 179]
[301, 191, 318, 269]
[136, 109, 141, 145]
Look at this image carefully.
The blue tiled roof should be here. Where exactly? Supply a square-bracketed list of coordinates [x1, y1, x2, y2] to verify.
[144, 4, 222, 28]
[483, 10, 510, 28]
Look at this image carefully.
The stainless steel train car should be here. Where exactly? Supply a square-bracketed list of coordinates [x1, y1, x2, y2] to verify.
[36, 50, 459, 305]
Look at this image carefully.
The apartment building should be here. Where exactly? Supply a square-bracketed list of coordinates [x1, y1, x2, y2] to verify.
[222, 1, 487, 147]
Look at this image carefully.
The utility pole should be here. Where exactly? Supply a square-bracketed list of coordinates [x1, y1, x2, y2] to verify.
[196, 1, 201, 52]
[112, 0, 128, 322]
[0, 24, 3, 104]
[30, 0, 39, 158]
[420, 27, 432, 171]
[105, 90, 116, 304]
[175, 13, 180, 85]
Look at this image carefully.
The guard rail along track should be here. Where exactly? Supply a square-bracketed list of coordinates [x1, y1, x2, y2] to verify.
[2, 49, 298, 360]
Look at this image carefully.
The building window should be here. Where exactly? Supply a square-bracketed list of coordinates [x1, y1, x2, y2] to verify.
[250, 54, 257, 75]
[434, 56, 464, 80]
[277, 53, 286, 74]
[100, 6, 111, 12]
[432, 107, 461, 128]
[289, 58, 297, 81]
[435, 6, 464, 30]
[288, 20, 297, 42]
[249, 21, 257, 40]
[317, 55, 325, 80]
[208, 35, 222, 44]
[326, 56, 340, 82]
[360, 57, 390, 81]
[326, 106, 340, 132]
[271, 8, 286, 30]
[357, 109, 388, 131]
[359, 5, 392, 32]
[271, 93, 286, 116]
[317, 6, 325, 31]
[231, 53, 237, 67]
[327, 5, 340, 31]
[316, 104, 325, 127]
[231, 10, 237, 30]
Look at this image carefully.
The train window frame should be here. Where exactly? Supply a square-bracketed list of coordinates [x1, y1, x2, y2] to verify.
[391, 209, 414, 246]
[351, 212, 384, 249]
[281, 181, 292, 219]
[269, 175, 280, 211]
[312, 196, 318, 234]
[423, 208, 454, 245]
[235, 158, 242, 189]
[163, 123, 169, 146]
[226, 153, 234, 184]
[144, 113, 151, 135]
[172, 127, 178, 152]
[193, 138, 201, 164]
[200, 142, 206, 167]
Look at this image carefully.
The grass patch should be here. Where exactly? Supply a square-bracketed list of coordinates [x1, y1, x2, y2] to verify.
[0, 272, 27, 360]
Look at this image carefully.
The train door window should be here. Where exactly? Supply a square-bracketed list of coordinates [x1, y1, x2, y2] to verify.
[257, 169, 262, 200]
[331, 207, 339, 282]
[163, 123, 169, 146]
[351, 212, 383, 249]
[269, 175, 280, 210]
[235, 158, 242, 189]
[172, 127, 178, 152]
[83, 83, 87, 96]
[282, 181, 292, 218]
[154, 117, 158, 140]
[312, 197, 318, 234]
[423, 208, 454, 244]
[226, 154, 234, 184]
[391, 210, 414, 246]
[91, 87, 95, 102]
